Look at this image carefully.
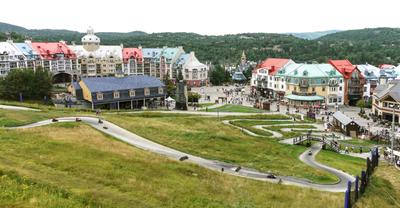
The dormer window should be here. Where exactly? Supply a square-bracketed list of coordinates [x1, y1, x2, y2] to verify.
[97, 93, 103, 100]
[129, 89, 136, 97]
[158, 87, 164, 94]
[303, 70, 308, 76]
[144, 88, 150, 96]
[113, 91, 120, 99]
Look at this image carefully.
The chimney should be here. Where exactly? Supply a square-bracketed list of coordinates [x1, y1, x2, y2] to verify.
[138, 45, 142, 50]
[190, 51, 195, 56]
[59, 40, 66, 44]
[120, 43, 124, 48]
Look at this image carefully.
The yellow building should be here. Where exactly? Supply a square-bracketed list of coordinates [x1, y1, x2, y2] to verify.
[278, 63, 345, 107]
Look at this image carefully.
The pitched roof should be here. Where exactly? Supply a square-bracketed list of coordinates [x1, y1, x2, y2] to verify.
[142, 48, 163, 59]
[282, 63, 341, 78]
[0, 41, 24, 59]
[69, 45, 122, 60]
[122, 48, 143, 63]
[375, 81, 400, 101]
[14, 42, 39, 59]
[357, 64, 380, 80]
[81, 75, 165, 93]
[31, 42, 76, 60]
[183, 52, 206, 69]
[257, 58, 293, 75]
[333, 111, 364, 126]
[333, 111, 352, 125]
[329, 60, 356, 79]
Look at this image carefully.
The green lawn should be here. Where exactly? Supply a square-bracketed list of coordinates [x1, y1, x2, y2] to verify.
[354, 164, 400, 208]
[197, 103, 215, 108]
[316, 150, 366, 176]
[0, 123, 344, 208]
[105, 113, 366, 184]
[204, 104, 265, 113]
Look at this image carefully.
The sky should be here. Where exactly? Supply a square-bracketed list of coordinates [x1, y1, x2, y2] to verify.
[1, 0, 399, 35]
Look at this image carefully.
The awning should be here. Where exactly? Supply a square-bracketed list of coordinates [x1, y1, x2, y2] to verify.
[285, 94, 325, 101]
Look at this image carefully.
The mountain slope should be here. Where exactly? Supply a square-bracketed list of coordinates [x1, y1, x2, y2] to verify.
[288, 30, 341, 40]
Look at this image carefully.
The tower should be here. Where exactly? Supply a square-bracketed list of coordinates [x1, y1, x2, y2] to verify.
[241, 50, 247, 66]
[82, 27, 100, 52]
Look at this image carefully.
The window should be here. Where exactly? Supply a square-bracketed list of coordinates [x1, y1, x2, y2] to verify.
[129, 89, 136, 97]
[340, 79, 343, 83]
[144, 88, 150, 96]
[281, 85, 284, 89]
[364, 87, 367, 91]
[322, 87, 325, 92]
[113, 91, 120, 99]
[97, 93, 103, 100]
[158, 87, 164, 94]
[338, 97, 342, 103]
[339, 86, 343, 91]
[312, 87, 315, 92]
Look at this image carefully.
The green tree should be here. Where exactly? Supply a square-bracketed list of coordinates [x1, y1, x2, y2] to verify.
[356, 99, 365, 114]
[188, 92, 201, 104]
[163, 71, 176, 98]
[0, 67, 53, 101]
[210, 65, 230, 85]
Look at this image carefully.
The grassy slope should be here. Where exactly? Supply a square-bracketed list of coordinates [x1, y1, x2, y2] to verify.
[106, 113, 348, 184]
[354, 164, 400, 208]
[204, 104, 265, 113]
[0, 123, 344, 208]
[316, 150, 366, 177]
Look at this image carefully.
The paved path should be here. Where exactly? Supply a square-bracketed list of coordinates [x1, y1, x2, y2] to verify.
[0, 104, 40, 111]
[6, 116, 356, 192]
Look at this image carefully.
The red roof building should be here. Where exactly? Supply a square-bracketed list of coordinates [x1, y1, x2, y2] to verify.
[122, 48, 144, 75]
[329, 59, 364, 105]
[31, 42, 76, 60]
[122, 48, 143, 64]
[256, 58, 292, 75]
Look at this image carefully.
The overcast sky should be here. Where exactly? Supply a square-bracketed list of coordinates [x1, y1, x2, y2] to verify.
[1, 0, 399, 35]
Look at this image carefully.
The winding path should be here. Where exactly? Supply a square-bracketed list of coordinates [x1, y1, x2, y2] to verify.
[6, 116, 356, 192]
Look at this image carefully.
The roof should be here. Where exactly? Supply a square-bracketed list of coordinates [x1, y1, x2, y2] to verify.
[122, 48, 142, 63]
[14, 42, 39, 59]
[357, 64, 380, 80]
[333, 111, 364, 126]
[375, 81, 400, 101]
[69, 45, 122, 60]
[280, 63, 342, 78]
[379, 64, 395, 69]
[31, 42, 76, 60]
[183, 52, 207, 69]
[0, 41, 24, 59]
[333, 111, 353, 125]
[142, 48, 163, 59]
[232, 71, 247, 81]
[284, 94, 324, 101]
[72, 81, 81, 90]
[329, 60, 356, 79]
[256, 58, 293, 75]
[175, 53, 189, 65]
[161, 47, 183, 60]
[81, 75, 165, 93]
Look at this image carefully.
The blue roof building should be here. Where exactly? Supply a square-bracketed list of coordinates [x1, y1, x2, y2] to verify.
[79, 75, 166, 110]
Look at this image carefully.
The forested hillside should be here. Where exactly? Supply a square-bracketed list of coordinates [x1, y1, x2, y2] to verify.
[1, 22, 399, 65]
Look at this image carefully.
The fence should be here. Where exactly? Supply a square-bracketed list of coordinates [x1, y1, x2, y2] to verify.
[344, 147, 379, 208]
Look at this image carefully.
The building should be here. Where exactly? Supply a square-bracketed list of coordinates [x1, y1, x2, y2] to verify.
[332, 111, 363, 137]
[14, 41, 41, 70]
[69, 27, 123, 77]
[79, 75, 166, 110]
[251, 58, 294, 98]
[357, 64, 380, 100]
[0, 40, 26, 77]
[30, 41, 77, 82]
[372, 80, 400, 122]
[283, 63, 344, 107]
[174, 51, 209, 87]
[123, 47, 144, 76]
[329, 60, 364, 105]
